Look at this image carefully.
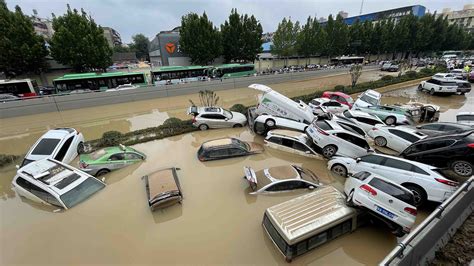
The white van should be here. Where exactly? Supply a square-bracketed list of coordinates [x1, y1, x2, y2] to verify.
[249, 84, 315, 124]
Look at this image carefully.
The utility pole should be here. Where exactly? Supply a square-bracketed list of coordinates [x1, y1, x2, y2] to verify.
[359, 0, 364, 15]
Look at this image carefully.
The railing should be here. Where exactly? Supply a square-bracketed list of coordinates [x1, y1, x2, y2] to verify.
[380, 176, 474, 265]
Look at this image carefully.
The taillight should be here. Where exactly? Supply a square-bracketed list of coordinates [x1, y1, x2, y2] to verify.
[467, 143, 474, 149]
[435, 178, 459, 187]
[317, 127, 329, 136]
[404, 207, 417, 216]
[360, 184, 377, 196]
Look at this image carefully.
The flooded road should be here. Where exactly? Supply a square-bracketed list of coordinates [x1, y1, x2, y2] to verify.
[1, 80, 472, 264]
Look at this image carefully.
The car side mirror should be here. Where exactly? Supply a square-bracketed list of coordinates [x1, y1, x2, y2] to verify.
[308, 186, 315, 190]
[15, 165, 20, 169]
[356, 158, 361, 163]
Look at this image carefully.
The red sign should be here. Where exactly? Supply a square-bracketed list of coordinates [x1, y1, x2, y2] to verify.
[165, 43, 176, 54]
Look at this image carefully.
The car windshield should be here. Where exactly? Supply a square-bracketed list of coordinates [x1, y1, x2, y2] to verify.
[233, 139, 250, 151]
[31, 138, 61, 155]
[346, 97, 354, 104]
[457, 115, 474, 121]
[223, 109, 233, 119]
[360, 94, 379, 106]
[90, 149, 107, 160]
[21, 158, 35, 167]
[60, 177, 105, 208]
[294, 166, 319, 182]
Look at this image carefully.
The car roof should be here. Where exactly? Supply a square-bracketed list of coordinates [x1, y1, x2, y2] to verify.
[202, 138, 235, 148]
[324, 91, 350, 98]
[146, 168, 179, 200]
[311, 97, 330, 103]
[348, 110, 380, 119]
[267, 165, 299, 180]
[197, 107, 223, 113]
[362, 89, 381, 98]
[365, 153, 436, 170]
[41, 128, 74, 139]
[422, 122, 471, 128]
[267, 129, 304, 139]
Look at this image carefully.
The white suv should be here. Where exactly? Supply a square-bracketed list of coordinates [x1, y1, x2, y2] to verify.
[328, 153, 459, 206]
[306, 120, 373, 158]
[20, 128, 85, 168]
[342, 110, 385, 133]
[188, 106, 247, 130]
[418, 78, 458, 95]
[344, 171, 417, 237]
[353, 89, 381, 108]
[12, 158, 106, 209]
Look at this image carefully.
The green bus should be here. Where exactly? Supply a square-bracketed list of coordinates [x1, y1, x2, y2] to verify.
[209, 64, 256, 78]
[53, 72, 148, 93]
[151, 65, 209, 85]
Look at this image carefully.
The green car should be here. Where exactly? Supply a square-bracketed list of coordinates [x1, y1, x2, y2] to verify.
[79, 145, 146, 176]
[353, 105, 415, 125]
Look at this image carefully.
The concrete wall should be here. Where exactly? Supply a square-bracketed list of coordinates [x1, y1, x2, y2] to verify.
[1, 67, 377, 119]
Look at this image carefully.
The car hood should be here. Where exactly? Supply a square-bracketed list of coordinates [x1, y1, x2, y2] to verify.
[248, 142, 264, 153]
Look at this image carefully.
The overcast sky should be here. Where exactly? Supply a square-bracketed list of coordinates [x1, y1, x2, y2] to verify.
[7, 0, 471, 43]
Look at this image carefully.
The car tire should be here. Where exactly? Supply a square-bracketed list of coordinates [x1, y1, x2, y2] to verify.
[417, 85, 423, 91]
[233, 124, 243, 128]
[451, 160, 473, 177]
[198, 124, 209, 130]
[403, 184, 427, 207]
[391, 224, 405, 237]
[265, 119, 276, 127]
[96, 169, 110, 177]
[374, 136, 387, 147]
[322, 145, 338, 158]
[77, 142, 85, 154]
[346, 189, 355, 207]
[384, 116, 396, 125]
[331, 163, 347, 177]
[429, 88, 435, 95]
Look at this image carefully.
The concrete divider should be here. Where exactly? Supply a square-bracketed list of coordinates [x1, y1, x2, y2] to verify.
[0, 66, 378, 119]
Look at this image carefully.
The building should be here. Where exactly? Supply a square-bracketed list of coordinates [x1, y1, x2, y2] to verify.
[149, 27, 191, 67]
[438, 5, 474, 33]
[102, 27, 122, 47]
[338, 11, 349, 19]
[262, 32, 274, 42]
[30, 10, 54, 39]
[322, 5, 426, 25]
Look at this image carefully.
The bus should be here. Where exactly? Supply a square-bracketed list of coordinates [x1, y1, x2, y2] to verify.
[53, 72, 148, 93]
[151, 65, 209, 85]
[0, 79, 39, 98]
[208, 64, 256, 78]
[330, 56, 365, 65]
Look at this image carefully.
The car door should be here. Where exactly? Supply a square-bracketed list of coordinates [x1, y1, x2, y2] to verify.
[386, 129, 412, 151]
[355, 154, 387, 173]
[377, 158, 414, 184]
[333, 132, 369, 158]
[107, 152, 126, 170]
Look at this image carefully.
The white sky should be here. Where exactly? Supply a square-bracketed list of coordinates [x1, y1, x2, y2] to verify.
[7, 0, 472, 43]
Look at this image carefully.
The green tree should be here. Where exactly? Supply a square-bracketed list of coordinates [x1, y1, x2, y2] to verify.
[348, 19, 364, 55]
[130, 34, 149, 61]
[113, 45, 133, 53]
[221, 9, 263, 62]
[296, 16, 324, 62]
[0, 1, 48, 77]
[50, 5, 112, 71]
[180, 12, 222, 65]
[272, 17, 299, 64]
[325, 14, 349, 58]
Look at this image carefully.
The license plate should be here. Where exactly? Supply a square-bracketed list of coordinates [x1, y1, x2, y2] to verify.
[376, 206, 396, 219]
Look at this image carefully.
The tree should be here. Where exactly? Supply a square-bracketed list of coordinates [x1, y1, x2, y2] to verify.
[180, 12, 222, 65]
[50, 5, 112, 71]
[113, 45, 133, 53]
[0, 1, 48, 77]
[296, 16, 322, 62]
[272, 17, 299, 64]
[189, 90, 220, 107]
[325, 14, 349, 58]
[221, 9, 263, 62]
[130, 34, 149, 61]
[348, 19, 364, 55]
[349, 64, 362, 88]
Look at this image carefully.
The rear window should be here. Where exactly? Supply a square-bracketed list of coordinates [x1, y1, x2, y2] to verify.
[457, 115, 474, 121]
[353, 171, 370, 181]
[315, 120, 333, 131]
[31, 138, 61, 155]
[369, 178, 415, 205]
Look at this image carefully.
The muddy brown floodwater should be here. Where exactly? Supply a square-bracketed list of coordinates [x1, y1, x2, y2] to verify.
[0, 81, 472, 265]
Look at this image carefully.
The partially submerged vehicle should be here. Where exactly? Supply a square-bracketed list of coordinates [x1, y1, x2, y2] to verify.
[353, 89, 381, 108]
[396, 101, 440, 123]
[264, 129, 323, 159]
[197, 138, 264, 161]
[243, 165, 321, 194]
[352, 105, 414, 125]
[143, 167, 183, 211]
[249, 84, 314, 124]
[247, 107, 307, 135]
[457, 112, 474, 126]
[262, 186, 358, 262]
[12, 158, 106, 210]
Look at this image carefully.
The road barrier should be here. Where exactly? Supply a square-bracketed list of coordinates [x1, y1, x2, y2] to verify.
[0, 67, 377, 119]
[380, 176, 474, 265]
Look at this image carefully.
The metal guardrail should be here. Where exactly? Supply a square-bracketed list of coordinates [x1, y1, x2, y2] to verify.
[380, 176, 474, 265]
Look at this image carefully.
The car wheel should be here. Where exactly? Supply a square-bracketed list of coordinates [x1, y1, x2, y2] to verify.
[374, 136, 387, 147]
[417, 85, 423, 91]
[233, 124, 243, 128]
[346, 189, 355, 207]
[384, 116, 396, 125]
[429, 88, 435, 95]
[331, 163, 347, 177]
[322, 145, 338, 158]
[391, 224, 405, 237]
[451, 160, 473, 177]
[96, 169, 110, 177]
[403, 184, 426, 207]
[198, 124, 209, 130]
[77, 142, 85, 154]
[265, 119, 276, 127]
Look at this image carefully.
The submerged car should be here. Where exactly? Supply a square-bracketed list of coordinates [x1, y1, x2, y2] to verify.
[143, 167, 183, 211]
[344, 171, 417, 237]
[197, 138, 263, 161]
[248, 107, 307, 135]
[79, 145, 146, 176]
[12, 158, 106, 209]
[20, 127, 85, 168]
[243, 165, 321, 194]
[352, 105, 414, 125]
[188, 106, 247, 130]
[264, 129, 323, 159]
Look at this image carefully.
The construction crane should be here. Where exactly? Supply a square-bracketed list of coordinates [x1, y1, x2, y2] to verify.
[359, 0, 364, 15]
